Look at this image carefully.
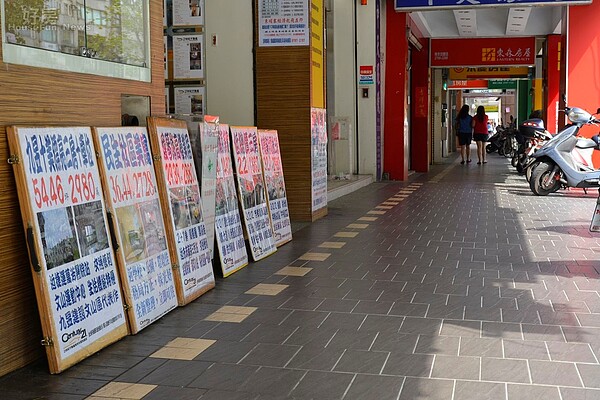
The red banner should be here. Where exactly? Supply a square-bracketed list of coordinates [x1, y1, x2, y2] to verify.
[430, 37, 535, 67]
[448, 79, 488, 89]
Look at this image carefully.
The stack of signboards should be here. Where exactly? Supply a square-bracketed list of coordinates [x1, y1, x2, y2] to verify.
[6, 116, 292, 373]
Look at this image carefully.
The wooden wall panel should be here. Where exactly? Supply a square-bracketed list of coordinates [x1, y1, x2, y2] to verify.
[255, 46, 315, 221]
[0, 0, 165, 376]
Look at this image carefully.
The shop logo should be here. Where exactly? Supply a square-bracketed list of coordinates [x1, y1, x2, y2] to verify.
[482, 48, 496, 62]
[61, 328, 87, 349]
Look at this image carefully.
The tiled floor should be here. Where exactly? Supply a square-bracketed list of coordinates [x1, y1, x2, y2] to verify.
[3, 153, 600, 399]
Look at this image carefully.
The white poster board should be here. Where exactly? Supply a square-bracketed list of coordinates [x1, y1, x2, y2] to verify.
[199, 116, 219, 258]
[230, 126, 277, 261]
[258, 129, 292, 246]
[173, 34, 204, 80]
[258, 0, 309, 47]
[173, 0, 205, 26]
[94, 127, 178, 334]
[7, 126, 128, 373]
[311, 108, 328, 212]
[147, 117, 215, 305]
[174, 86, 206, 115]
[215, 124, 249, 276]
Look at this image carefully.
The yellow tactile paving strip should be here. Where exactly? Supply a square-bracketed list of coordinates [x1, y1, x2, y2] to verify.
[334, 231, 359, 238]
[88, 382, 157, 399]
[298, 252, 331, 261]
[358, 216, 378, 222]
[275, 266, 313, 276]
[245, 283, 289, 296]
[149, 337, 216, 360]
[204, 305, 257, 323]
[319, 241, 346, 249]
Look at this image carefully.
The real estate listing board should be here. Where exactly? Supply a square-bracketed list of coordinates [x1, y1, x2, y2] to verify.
[230, 126, 276, 261]
[6, 126, 128, 374]
[146, 117, 215, 305]
[214, 124, 248, 276]
[93, 127, 178, 334]
[257, 129, 292, 247]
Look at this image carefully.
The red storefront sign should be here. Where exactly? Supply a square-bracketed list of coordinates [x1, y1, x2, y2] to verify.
[448, 79, 488, 89]
[430, 37, 535, 67]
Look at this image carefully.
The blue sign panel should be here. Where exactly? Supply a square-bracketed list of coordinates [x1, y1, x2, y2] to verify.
[395, 0, 591, 11]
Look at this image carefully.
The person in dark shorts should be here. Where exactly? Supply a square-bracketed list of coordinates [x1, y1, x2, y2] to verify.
[454, 104, 473, 164]
[472, 105, 489, 164]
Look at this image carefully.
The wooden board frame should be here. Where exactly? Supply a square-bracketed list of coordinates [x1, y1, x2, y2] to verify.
[6, 126, 128, 374]
[230, 126, 277, 261]
[92, 126, 178, 334]
[214, 124, 249, 277]
[146, 116, 215, 305]
[257, 129, 292, 247]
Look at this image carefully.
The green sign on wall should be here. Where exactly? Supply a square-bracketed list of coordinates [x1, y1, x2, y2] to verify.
[488, 80, 517, 90]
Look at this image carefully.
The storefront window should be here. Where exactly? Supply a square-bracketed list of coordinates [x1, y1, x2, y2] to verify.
[2, 0, 150, 80]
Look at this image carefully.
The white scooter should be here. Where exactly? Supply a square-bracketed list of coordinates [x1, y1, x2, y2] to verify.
[528, 105, 600, 196]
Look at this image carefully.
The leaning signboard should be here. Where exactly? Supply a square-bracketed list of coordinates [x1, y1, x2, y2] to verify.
[230, 126, 277, 261]
[214, 124, 248, 276]
[257, 129, 292, 247]
[6, 126, 128, 374]
[93, 127, 178, 333]
[146, 117, 215, 305]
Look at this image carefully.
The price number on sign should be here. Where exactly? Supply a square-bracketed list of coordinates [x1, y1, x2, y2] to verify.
[68, 172, 96, 204]
[109, 171, 156, 204]
[32, 175, 65, 208]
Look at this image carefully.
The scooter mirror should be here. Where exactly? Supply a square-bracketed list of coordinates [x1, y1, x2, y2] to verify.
[596, 108, 600, 114]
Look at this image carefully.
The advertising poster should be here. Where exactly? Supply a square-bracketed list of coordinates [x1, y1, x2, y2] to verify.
[230, 126, 277, 261]
[311, 108, 328, 212]
[6, 126, 128, 373]
[173, 34, 204, 79]
[174, 86, 205, 115]
[257, 130, 292, 247]
[198, 116, 219, 258]
[93, 127, 178, 334]
[146, 117, 215, 305]
[214, 124, 248, 276]
[258, 0, 309, 46]
[173, 0, 204, 26]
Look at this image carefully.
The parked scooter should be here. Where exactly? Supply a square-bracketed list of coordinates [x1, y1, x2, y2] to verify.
[513, 119, 553, 174]
[528, 105, 600, 196]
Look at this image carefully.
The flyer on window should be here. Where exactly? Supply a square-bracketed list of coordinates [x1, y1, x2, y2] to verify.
[257, 129, 292, 246]
[173, 0, 204, 26]
[311, 108, 328, 212]
[230, 126, 277, 261]
[258, 0, 309, 47]
[174, 86, 205, 115]
[147, 117, 215, 305]
[6, 126, 128, 373]
[93, 127, 178, 334]
[173, 34, 204, 79]
[214, 124, 248, 276]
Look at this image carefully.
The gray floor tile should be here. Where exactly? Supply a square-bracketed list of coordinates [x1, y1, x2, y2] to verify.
[481, 358, 530, 384]
[430, 355, 480, 379]
[400, 317, 443, 335]
[285, 344, 345, 370]
[188, 363, 258, 390]
[344, 374, 404, 400]
[316, 298, 359, 312]
[238, 367, 306, 396]
[239, 343, 301, 367]
[522, 324, 565, 342]
[290, 370, 354, 399]
[333, 349, 388, 374]
[370, 332, 420, 353]
[398, 377, 454, 400]
[440, 320, 481, 337]
[503, 339, 550, 360]
[139, 360, 212, 387]
[506, 384, 561, 400]
[560, 387, 600, 400]
[141, 386, 206, 400]
[388, 302, 429, 317]
[453, 380, 506, 400]
[577, 364, 600, 389]
[194, 340, 257, 363]
[459, 337, 503, 357]
[382, 353, 434, 377]
[414, 334, 460, 355]
[529, 360, 583, 387]
[547, 341, 597, 363]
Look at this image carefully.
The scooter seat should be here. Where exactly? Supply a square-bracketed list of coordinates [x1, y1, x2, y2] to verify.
[576, 138, 598, 149]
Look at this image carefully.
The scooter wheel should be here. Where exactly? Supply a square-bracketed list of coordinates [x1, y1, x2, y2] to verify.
[530, 161, 561, 196]
[525, 161, 539, 182]
[516, 162, 525, 174]
[486, 144, 495, 154]
[511, 155, 519, 167]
